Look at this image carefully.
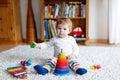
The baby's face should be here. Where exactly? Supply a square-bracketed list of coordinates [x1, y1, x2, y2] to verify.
[57, 24, 70, 38]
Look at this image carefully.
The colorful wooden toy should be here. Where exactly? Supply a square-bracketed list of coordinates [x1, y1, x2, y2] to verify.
[21, 58, 32, 66]
[30, 42, 36, 48]
[90, 65, 101, 70]
[54, 50, 71, 76]
[71, 26, 84, 38]
[7, 66, 28, 79]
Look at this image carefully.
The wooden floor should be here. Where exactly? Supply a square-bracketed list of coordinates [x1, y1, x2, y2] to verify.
[0, 43, 26, 52]
[0, 44, 19, 52]
[0, 42, 120, 52]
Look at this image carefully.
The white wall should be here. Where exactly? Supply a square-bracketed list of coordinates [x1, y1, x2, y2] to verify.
[89, 0, 108, 39]
[20, 0, 109, 40]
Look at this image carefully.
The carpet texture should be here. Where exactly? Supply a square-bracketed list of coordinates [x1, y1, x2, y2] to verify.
[0, 45, 120, 80]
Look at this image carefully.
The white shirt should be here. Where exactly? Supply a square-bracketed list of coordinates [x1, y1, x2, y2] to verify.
[38, 36, 79, 57]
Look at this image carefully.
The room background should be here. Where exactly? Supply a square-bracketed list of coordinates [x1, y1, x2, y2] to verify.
[20, 0, 108, 40]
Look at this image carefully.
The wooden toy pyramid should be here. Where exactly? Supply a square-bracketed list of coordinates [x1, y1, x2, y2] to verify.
[54, 50, 71, 76]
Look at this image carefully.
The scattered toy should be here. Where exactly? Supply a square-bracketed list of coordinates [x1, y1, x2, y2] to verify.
[7, 58, 32, 79]
[90, 65, 101, 70]
[21, 58, 32, 67]
[7, 66, 28, 79]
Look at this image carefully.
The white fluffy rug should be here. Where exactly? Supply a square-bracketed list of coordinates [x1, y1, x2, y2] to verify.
[0, 45, 120, 80]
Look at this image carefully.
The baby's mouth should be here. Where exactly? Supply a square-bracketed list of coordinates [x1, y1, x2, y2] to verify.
[59, 33, 63, 35]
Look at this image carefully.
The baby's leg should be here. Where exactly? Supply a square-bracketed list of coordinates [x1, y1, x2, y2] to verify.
[69, 59, 87, 75]
[43, 57, 57, 72]
[34, 57, 57, 75]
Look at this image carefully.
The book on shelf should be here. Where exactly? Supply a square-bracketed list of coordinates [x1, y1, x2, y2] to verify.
[44, 20, 49, 39]
[47, 20, 52, 39]
[51, 20, 57, 36]
[54, 4, 59, 18]
[64, 4, 69, 17]
[78, 4, 81, 17]
[48, 20, 55, 37]
[44, 19, 58, 39]
[44, 5, 48, 18]
[44, 2, 86, 18]
[44, 20, 51, 39]
[81, 4, 86, 17]
[47, 5, 52, 18]
[51, 5, 56, 18]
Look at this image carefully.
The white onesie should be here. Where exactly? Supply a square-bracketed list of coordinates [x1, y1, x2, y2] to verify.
[38, 36, 79, 57]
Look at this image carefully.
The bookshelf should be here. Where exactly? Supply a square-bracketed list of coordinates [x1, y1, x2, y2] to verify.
[40, 0, 89, 45]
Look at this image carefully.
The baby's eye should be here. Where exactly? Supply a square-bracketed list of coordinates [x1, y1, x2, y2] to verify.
[58, 27, 62, 29]
[63, 28, 67, 30]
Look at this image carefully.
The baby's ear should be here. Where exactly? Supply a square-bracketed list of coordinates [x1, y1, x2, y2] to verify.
[69, 26, 72, 33]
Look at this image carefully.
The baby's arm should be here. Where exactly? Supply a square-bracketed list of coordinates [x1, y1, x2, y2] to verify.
[30, 38, 54, 49]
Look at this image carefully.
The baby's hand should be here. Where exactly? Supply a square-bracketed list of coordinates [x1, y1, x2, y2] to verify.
[30, 42, 37, 48]
[67, 54, 76, 60]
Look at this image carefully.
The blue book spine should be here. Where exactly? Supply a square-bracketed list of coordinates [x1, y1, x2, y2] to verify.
[44, 20, 49, 39]
[47, 20, 51, 39]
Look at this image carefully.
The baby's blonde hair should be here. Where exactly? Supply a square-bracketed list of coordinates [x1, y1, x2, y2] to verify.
[56, 18, 72, 32]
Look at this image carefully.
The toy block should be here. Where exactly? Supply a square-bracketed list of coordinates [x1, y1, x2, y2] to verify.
[30, 42, 36, 48]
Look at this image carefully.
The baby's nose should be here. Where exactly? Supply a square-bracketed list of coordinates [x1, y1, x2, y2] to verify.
[60, 29, 64, 32]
